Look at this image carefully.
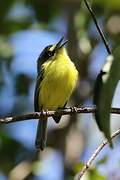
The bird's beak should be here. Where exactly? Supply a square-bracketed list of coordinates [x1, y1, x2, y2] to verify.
[55, 37, 68, 51]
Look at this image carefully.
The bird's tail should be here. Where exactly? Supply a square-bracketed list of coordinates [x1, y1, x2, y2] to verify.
[35, 117, 48, 150]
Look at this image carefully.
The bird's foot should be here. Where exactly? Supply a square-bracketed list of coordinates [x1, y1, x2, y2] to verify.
[70, 106, 78, 113]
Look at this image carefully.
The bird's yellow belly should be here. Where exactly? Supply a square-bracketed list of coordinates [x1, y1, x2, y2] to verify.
[38, 59, 78, 110]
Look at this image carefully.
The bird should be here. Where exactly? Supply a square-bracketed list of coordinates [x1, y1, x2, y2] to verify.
[34, 37, 78, 150]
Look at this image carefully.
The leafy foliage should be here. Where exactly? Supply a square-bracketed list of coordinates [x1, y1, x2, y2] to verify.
[94, 47, 120, 147]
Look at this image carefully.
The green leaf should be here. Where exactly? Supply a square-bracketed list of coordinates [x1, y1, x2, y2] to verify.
[96, 156, 108, 166]
[89, 168, 105, 180]
[94, 46, 120, 147]
[32, 161, 42, 175]
[0, 36, 13, 59]
[94, 0, 120, 10]
[73, 162, 105, 180]
[73, 162, 84, 173]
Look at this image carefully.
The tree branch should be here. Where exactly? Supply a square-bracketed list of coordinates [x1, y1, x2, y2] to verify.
[84, 0, 112, 55]
[0, 107, 120, 124]
[74, 128, 120, 180]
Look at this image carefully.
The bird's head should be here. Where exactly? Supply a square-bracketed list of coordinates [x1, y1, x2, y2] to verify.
[37, 37, 68, 67]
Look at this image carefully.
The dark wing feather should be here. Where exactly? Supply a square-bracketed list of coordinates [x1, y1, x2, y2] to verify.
[34, 46, 51, 110]
[34, 67, 44, 111]
[34, 75, 42, 111]
[34, 64, 48, 150]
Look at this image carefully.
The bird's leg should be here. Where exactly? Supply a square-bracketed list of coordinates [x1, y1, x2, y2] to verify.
[40, 109, 50, 118]
[45, 109, 49, 116]
[70, 106, 78, 113]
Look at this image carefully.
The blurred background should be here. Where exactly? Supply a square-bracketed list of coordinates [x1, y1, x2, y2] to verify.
[0, 0, 120, 179]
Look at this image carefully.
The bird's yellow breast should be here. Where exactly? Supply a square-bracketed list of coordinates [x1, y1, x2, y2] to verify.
[38, 48, 78, 110]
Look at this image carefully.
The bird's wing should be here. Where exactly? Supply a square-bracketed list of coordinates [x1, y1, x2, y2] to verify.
[34, 69, 44, 111]
[34, 67, 48, 150]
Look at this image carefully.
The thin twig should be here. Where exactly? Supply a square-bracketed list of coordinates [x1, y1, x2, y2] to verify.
[74, 128, 120, 180]
[0, 107, 120, 124]
[84, 0, 112, 55]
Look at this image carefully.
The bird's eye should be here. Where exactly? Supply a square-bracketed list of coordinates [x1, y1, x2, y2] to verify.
[47, 51, 54, 57]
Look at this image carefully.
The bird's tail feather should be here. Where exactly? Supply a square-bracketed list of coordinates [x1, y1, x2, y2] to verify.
[35, 117, 48, 150]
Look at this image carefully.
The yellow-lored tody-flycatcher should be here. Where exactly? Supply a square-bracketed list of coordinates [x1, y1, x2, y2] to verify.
[34, 37, 78, 150]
